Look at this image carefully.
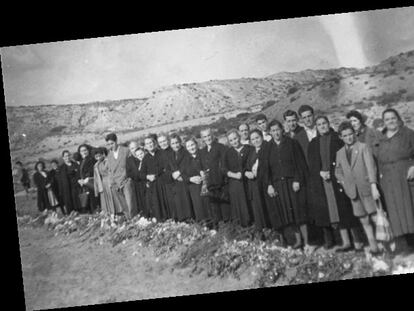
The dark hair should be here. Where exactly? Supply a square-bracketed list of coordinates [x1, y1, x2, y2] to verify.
[249, 129, 263, 139]
[238, 123, 249, 130]
[255, 114, 268, 122]
[338, 121, 355, 135]
[382, 108, 404, 125]
[34, 161, 45, 172]
[78, 144, 92, 156]
[15, 161, 23, 166]
[93, 147, 108, 157]
[283, 110, 298, 120]
[73, 152, 82, 162]
[51, 159, 59, 165]
[62, 150, 70, 157]
[170, 133, 182, 144]
[268, 119, 284, 130]
[148, 133, 158, 142]
[346, 110, 365, 125]
[315, 115, 330, 125]
[298, 105, 314, 117]
[105, 133, 117, 142]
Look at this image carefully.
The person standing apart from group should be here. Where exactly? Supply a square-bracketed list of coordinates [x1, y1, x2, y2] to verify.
[106, 133, 138, 220]
[376, 108, 414, 254]
[335, 121, 381, 255]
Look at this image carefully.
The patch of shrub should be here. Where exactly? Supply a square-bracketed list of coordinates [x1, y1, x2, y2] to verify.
[49, 125, 66, 134]
[288, 86, 299, 95]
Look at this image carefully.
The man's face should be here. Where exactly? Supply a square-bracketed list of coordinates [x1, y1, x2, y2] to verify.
[340, 128, 356, 146]
[157, 136, 169, 150]
[270, 125, 283, 141]
[201, 130, 213, 146]
[285, 115, 298, 132]
[107, 140, 117, 151]
[238, 124, 249, 141]
[257, 119, 268, 132]
[300, 110, 314, 128]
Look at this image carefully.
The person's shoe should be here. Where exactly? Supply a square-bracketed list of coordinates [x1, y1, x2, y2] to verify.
[369, 249, 384, 257]
[335, 245, 353, 253]
[292, 242, 303, 250]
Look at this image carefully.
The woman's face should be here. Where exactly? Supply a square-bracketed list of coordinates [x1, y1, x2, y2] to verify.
[250, 132, 263, 149]
[79, 146, 89, 159]
[228, 132, 241, 149]
[36, 163, 44, 172]
[63, 152, 71, 163]
[316, 118, 330, 135]
[145, 138, 155, 153]
[170, 138, 181, 152]
[135, 149, 145, 161]
[186, 140, 197, 155]
[157, 136, 169, 150]
[383, 111, 400, 132]
[269, 125, 283, 141]
[349, 116, 362, 131]
[95, 153, 104, 162]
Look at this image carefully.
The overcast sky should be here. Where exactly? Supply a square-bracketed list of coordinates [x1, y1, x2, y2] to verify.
[1, 7, 414, 107]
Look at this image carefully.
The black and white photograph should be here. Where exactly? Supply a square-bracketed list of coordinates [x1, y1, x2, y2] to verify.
[2, 5, 414, 310]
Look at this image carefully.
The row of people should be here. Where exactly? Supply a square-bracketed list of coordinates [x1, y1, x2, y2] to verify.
[28, 105, 414, 255]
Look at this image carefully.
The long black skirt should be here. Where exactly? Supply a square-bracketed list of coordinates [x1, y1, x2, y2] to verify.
[247, 179, 268, 230]
[272, 178, 308, 227]
[145, 180, 168, 220]
[173, 181, 194, 221]
[162, 183, 177, 220]
[228, 179, 252, 227]
[132, 180, 148, 217]
[188, 183, 210, 222]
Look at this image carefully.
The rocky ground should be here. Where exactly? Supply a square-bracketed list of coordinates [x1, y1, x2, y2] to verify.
[14, 193, 414, 310]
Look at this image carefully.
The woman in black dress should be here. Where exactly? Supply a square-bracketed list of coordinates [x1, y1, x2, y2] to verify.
[140, 136, 169, 221]
[77, 144, 98, 213]
[265, 120, 310, 249]
[223, 129, 253, 227]
[182, 137, 211, 224]
[60, 150, 82, 214]
[170, 134, 194, 222]
[33, 161, 55, 212]
[307, 116, 361, 252]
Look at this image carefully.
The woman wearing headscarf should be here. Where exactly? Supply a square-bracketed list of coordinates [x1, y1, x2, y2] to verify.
[169, 134, 194, 222]
[93, 147, 116, 215]
[59, 150, 82, 214]
[77, 144, 98, 213]
[307, 116, 361, 252]
[376, 108, 414, 254]
[33, 161, 54, 212]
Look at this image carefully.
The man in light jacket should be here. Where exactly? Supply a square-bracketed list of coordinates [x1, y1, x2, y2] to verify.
[335, 121, 381, 255]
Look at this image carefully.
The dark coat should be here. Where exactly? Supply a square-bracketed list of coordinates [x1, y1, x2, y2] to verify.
[158, 147, 176, 219]
[126, 155, 148, 216]
[292, 126, 312, 165]
[59, 161, 81, 214]
[200, 141, 228, 191]
[79, 155, 98, 212]
[33, 171, 53, 211]
[140, 150, 169, 220]
[223, 145, 254, 226]
[49, 168, 61, 206]
[169, 148, 194, 221]
[307, 129, 358, 228]
[181, 152, 210, 222]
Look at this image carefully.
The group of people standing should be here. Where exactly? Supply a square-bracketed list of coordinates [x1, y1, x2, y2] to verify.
[24, 104, 414, 256]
